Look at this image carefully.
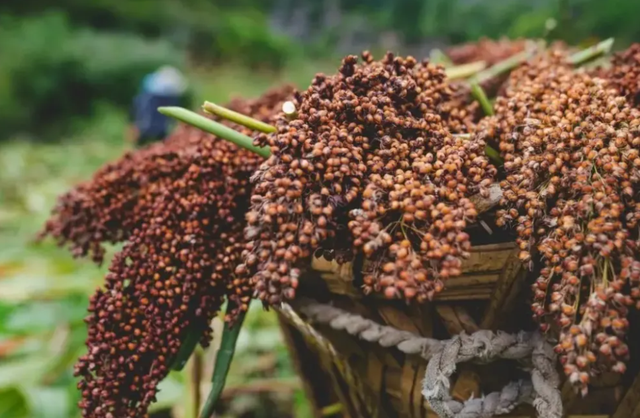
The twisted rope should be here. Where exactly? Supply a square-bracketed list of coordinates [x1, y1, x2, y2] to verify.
[293, 298, 562, 418]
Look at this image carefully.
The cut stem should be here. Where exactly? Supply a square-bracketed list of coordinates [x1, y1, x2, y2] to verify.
[158, 107, 271, 158]
[199, 304, 247, 418]
[470, 82, 494, 116]
[475, 47, 536, 84]
[568, 38, 614, 66]
[202, 101, 276, 134]
[446, 61, 487, 80]
[282, 101, 297, 120]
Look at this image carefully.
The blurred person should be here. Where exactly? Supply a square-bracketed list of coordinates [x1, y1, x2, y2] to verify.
[127, 66, 191, 147]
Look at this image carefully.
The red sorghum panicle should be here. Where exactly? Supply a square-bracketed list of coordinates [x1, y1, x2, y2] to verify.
[480, 50, 640, 395]
[238, 52, 495, 306]
[41, 86, 294, 418]
[39, 86, 293, 265]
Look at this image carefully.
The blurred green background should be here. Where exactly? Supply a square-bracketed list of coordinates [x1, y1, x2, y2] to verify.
[0, 1, 639, 417]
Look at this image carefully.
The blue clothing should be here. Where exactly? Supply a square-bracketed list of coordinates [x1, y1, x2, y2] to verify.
[130, 91, 182, 139]
[130, 68, 189, 146]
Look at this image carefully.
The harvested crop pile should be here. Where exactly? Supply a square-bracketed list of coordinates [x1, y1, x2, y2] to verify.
[40, 36, 640, 418]
[440, 85, 482, 134]
[237, 52, 496, 306]
[39, 85, 294, 418]
[605, 43, 640, 106]
[479, 49, 640, 395]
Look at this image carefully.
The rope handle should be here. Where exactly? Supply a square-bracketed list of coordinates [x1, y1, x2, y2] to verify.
[291, 298, 563, 418]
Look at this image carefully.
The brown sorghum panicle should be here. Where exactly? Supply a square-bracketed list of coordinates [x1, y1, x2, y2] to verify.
[238, 52, 495, 306]
[604, 43, 640, 106]
[41, 86, 294, 418]
[440, 83, 482, 134]
[480, 50, 640, 395]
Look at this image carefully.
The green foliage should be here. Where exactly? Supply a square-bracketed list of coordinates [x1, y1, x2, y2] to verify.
[0, 12, 185, 140]
[0, 0, 216, 38]
[206, 10, 302, 70]
[416, 0, 640, 47]
[557, 0, 640, 46]
[0, 110, 128, 418]
[2, 1, 300, 69]
[3, 0, 639, 141]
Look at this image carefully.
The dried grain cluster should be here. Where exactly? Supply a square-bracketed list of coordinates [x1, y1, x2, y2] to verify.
[40, 86, 294, 418]
[606, 43, 640, 106]
[237, 52, 495, 307]
[479, 49, 640, 394]
[41, 40, 640, 417]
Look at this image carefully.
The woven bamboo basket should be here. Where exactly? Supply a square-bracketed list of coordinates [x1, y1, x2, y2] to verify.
[274, 185, 640, 418]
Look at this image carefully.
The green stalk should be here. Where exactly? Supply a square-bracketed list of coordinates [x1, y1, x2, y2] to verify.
[321, 403, 344, 416]
[199, 304, 247, 418]
[161, 96, 504, 167]
[446, 61, 487, 80]
[429, 48, 453, 67]
[475, 48, 536, 84]
[485, 144, 503, 165]
[470, 82, 494, 116]
[171, 323, 206, 371]
[458, 46, 537, 167]
[186, 349, 203, 418]
[568, 38, 614, 66]
[580, 55, 611, 71]
[465, 83, 503, 165]
[158, 107, 271, 158]
[202, 101, 276, 134]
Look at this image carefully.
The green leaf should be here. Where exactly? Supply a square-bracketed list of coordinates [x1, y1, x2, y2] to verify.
[4, 299, 86, 335]
[171, 322, 206, 371]
[199, 304, 247, 418]
[0, 387, 29, 418]
[26, 387, 72, 418]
